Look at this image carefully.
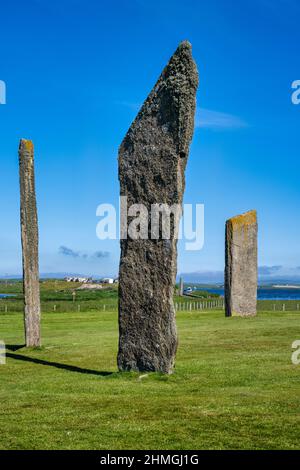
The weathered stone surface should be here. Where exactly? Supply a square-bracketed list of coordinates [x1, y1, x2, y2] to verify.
[117, 41, 198, 373]
[225, 210, 258, 317]
[19, 139, 41, 346]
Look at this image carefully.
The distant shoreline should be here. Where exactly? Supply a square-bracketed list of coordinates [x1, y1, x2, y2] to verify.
[272, 285, 300, 289]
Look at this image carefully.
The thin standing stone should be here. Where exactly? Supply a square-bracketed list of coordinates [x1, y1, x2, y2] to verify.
[179, 277, 184, 296]
[19, 139, 41, 346]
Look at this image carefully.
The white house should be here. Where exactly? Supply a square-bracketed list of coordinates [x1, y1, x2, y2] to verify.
[101, 278, 114, 284]
[65, 276, 92, 283]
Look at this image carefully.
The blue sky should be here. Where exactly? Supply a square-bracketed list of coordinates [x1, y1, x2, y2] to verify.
[0, 0, 299, 279]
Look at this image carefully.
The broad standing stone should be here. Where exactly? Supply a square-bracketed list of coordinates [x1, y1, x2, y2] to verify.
[118, 41, 198, 373]
[225, 210, 257, 317]
[19, 139, 41, 346]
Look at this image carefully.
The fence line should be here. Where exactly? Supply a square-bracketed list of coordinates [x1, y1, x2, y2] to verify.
[0, 300, 224, 313]
[1, 300, 300, 313]
[175, 300, 224, 312]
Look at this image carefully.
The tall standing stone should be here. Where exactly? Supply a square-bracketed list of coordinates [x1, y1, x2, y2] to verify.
[19, 139, 41, 346]
[118, 41, 199, 373]
[225, 210, 257, 317]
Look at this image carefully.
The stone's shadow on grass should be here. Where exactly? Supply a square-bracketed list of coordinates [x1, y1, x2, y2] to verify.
[6, 344, 25, 351]
[5, 347, 113, 377]
[5, 346, 169, 380]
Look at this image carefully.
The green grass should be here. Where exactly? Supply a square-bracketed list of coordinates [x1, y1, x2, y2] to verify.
[0, 309, 300, 450]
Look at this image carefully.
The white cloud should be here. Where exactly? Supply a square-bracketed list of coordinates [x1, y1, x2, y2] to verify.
[115, 100, 140, 111]
[117, 101, 248, 131]
[195, 108, 248, 130]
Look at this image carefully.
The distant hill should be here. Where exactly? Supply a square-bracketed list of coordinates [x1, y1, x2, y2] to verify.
[178, 271, 300, 286]
[2, 271, 300, 287]
[0, 272, 106, 280]
[178, 271, 223, 284]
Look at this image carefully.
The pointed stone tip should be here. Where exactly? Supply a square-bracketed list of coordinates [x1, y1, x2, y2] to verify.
[19, 139, 34, 153]
[177, 40, 192, 52]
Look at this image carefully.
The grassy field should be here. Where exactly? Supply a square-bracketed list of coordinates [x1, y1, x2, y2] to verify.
[0, 280, 222, 313]
[0, 308, 300, 450]
[1, 280, 299, 313]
